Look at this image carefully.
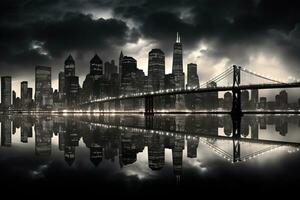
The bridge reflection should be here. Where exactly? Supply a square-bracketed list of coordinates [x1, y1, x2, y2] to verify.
[0, 114, 300, 180]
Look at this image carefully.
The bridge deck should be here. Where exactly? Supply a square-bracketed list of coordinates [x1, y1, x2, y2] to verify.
[81, 82, 300, 105]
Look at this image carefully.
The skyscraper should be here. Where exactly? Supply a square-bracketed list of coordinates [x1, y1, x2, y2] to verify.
[104, 60, 118, 80]
[35, 66, 53, 109]
[64, 55, 75, 78]
[119, 51, 123, 77]
[251, 89, 259, 109]
[187, 63, 199, 88]
[172, 33, 185, 109]
[64, 55, 79, 107]
[21, 81, 28, 102]
[148, 49, 165, 91]
[1, 76, 12, 109]
[90, 54, 103, 77]
[172, 32, 185, 89]
[59, 72, 65, 94]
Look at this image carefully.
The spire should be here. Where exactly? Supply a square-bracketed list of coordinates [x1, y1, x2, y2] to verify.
[120, 51, 124, 59]
[176, 32, 179, 43]
[65, 54, 75, 65]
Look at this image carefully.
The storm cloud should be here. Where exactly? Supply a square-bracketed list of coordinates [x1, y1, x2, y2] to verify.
[1, 0, 300, 89]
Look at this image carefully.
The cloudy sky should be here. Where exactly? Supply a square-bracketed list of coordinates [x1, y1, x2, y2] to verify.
[1, 0, 300, 97]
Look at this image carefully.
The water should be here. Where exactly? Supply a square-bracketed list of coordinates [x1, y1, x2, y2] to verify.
[1, 114, 300, 196]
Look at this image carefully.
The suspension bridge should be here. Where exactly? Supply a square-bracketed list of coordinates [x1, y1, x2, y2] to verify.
[81, 118, 300, 163]
[79, 65, 300, 114]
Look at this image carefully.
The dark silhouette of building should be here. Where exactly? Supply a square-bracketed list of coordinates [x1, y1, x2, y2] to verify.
[250, 89, 259, 109]
[241, 90, 250, 109]
[148, 49, 165, 91]
[1, 76, 12, 109]
[148, 134, 165, 170]
[276, 90, 288, 109]
[172, 33, 185, 109]
[224, 92, 232, 110]
[0, 117, 12, 147]
[164, 74, 176, 109]
[259, 97, 267, 109]
[64, 55, 80, 107]
[104, 60, 118, 80]
[35, 117, 53, 155]
[90, 54, 103, 77]
[35, 66, 53, 110]
[186, 63, 200, 110]
[187, 137, 199, 158]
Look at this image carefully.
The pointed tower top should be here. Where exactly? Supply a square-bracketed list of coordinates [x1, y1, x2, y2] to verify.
[65, 54, 75, 65]
[90, 54, 102, 64]
[120, 51, 124, 58]
[176, 32, 181, 43]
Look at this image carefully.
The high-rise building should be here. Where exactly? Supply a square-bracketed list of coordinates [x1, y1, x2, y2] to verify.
[121, 56, 137, 79]
[172, 33, 185, 88]
[21, 81, 28, 102]
[259, 97, 267, 109]
[104, 60, 118, 80]
[64, 55, 80, 107]
[121, 56, 138, 96]
[250, 89, 259, 109]
[59, 72, 65, 94]
[12, 90, 16, 106]
[185, 63, 200, 110]
[1, 76, 12, 109]
[148, 49, 165, 91]
[148, 134, 165, 170]
[119, 51, 123, 77]
[172, 33, 185, 109]
[35, 66, 53, 109]
[64, 55, 75, 78]
[1, 117, 12, 147]
[224, 92, 233, 110]
[164, 74, 176, 109]
[241, 90, 250, 109]
[186, 63, 199, 88]
[90, 54, 103, 77]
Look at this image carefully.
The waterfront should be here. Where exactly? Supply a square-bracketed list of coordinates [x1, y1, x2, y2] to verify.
[1, 114, 300, 196]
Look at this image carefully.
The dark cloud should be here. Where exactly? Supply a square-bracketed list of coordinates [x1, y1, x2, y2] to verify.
[1, 0, 300, 78]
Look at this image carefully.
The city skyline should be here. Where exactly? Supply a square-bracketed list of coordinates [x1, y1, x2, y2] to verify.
[2, 0, 300, 100]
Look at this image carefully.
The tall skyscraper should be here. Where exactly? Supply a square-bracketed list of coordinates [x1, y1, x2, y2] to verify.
[64, 55, 75, 78]
[148, 49, 165, 91]
[59, 72, 65, 94]
[172, 33, 185, 109]
[21, 81, 28, 102]
[187, 63, 199, 88]
[104, 60, 118, 80]
[35, 66, 53, 109]
[185, 63, 200, 110]
[119, 51, 123, 77]
[64, 55, 79, 107]
[12, 90, 16, 106]
[90, 54, 103, 77]
[1, 76, 12, 109]
[172, 32, 185, 89]
[251, 89, 259, 109]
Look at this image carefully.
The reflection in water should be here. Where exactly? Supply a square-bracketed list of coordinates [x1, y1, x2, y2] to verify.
[1, 114, 300, 183]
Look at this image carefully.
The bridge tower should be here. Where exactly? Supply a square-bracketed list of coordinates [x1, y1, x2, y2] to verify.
[145, 95, 154, 115]
[231, 65, 242, 116]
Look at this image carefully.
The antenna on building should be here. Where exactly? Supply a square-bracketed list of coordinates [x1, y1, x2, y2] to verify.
[176, 32, 181, 43]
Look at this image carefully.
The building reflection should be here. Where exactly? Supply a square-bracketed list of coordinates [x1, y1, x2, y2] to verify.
[0, 114, 299, 179]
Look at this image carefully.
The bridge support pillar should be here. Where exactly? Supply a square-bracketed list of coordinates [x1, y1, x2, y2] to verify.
[145, 95, 154, 115]
[231, 88, 242, 116]
[231, 112, 241, 162]
[145, 115, 154, 129]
